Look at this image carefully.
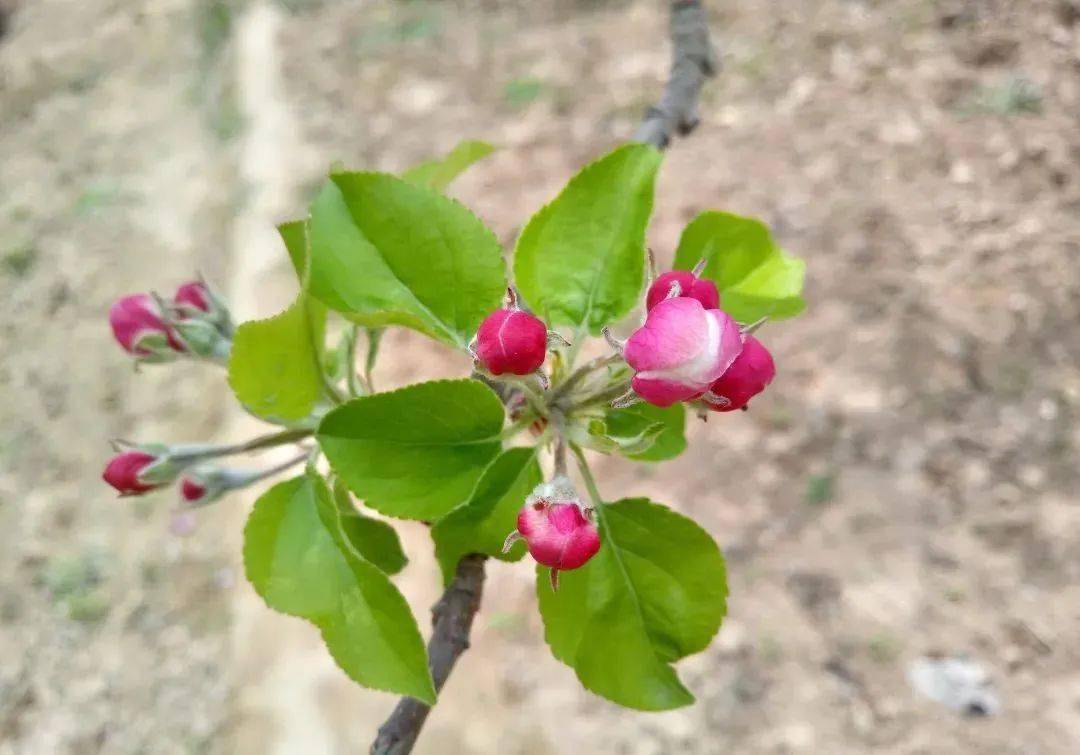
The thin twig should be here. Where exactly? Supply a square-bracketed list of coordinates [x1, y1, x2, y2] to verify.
[369, 4, 717, 752]
[633, 0, 717, 150]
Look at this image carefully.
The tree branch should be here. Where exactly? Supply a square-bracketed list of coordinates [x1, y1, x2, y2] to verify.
[370, 554, 487, 755]
[369, 4, 717, 752]
[633, 0, 718, 150]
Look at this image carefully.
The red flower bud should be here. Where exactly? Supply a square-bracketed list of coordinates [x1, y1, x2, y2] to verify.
[180, 476, 208, 503]
[645, 270, 720, 312]
[103, 451, 160, 495]
[705, 335, 776, 412]
[517, 499, 600, 571]
[504, 477, 600, 590]
[108, 294, 184, 356]
[174, 281, 211, 315]
[474, 309, 548, 376]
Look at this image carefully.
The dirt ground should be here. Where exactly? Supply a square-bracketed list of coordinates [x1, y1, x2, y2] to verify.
[2, 0, 1079, 753]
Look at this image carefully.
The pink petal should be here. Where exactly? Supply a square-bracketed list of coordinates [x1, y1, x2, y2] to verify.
[624, 297, 709, 373]
[631, 375, 707, 407]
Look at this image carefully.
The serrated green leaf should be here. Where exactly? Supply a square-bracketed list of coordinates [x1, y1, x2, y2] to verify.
[604, 402, 687, 462]
[431, 447, 541, 585]
[537, 498, 727, 711]
[332, 481, 408, 575]
[317, 379, 505, 520]
[227, 224, 327, 422]
[306, 173, 506, 348]
[403, 140, 496, 191]
[673, 210, 805, 323]
[514, 143, 662, 334]
[243, 475, 435, 703]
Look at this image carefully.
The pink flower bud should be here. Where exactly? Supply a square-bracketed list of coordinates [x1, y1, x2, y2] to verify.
[474, 309, 548, 376]
[102, 451, 160, 495]
[705, 335, 776, 412]
[108, 294, 184, 356]
[624, 297, 743, 407]
[180, 476, 208, 503]
[645, 270, 720, 312]
[174, 281, 211, 315]
[516, 499, 601, 571]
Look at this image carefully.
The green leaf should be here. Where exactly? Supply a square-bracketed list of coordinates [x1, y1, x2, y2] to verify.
[306, 173, 506, 348]
[720, 249, 806, 321]
[602, 403, 686, 462]
[514, 143, 662, 334]
[673, 210, 805, 323]
[583, 417, 665, 456]
[318, 379, 505, 520]
[431, 447, 541, 585]
[537, 498, 727, 711]
[227, 224, 327, 422]
[243, 475, 435, 703]
[403, 140, 496, 192]
[279, 219, 309, 280]
[332, 481, 408, 575]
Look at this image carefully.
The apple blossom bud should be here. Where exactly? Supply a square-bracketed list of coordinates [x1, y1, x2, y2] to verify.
[503, 477, 600, 590]
[645, 270, 720, 312]
[180, 477, 208, 503]
[174, 281, 211, 314]
[623, 297, 743, 407]
[704, 335, 776, 412]
[474, 309, 548, 376]
[102, 451, 162, 495]
[108, 294, 184, 361]
[170, 280, 234, 360]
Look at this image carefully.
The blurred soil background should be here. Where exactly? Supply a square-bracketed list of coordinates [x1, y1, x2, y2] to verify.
[1, 0, 1079, 753]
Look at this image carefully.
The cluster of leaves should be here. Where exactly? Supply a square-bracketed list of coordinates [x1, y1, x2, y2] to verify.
[228, 140, 804, 710]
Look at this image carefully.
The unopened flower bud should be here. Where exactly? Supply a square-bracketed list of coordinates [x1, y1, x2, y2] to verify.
[504, 477, 600, 590]
[176, 462, 285, 508]
[170, 280, 233, 359]
[704, 335, 776, 412]
[171, 318, 232, 361]
[108, 294, 185, 361]
[624, 297, 743, 407]
[174, 281, 212, 314]
[180, 476, 209, 503]
[177, 471, 223, 506]
[645, 270, 720, 312]
[103, 451, 163, 496]
[474, 309, 548, 376]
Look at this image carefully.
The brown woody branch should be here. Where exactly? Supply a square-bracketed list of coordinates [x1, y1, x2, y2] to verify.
[633, 0, 718, 150]
[370, 554, 487, 755]
[370, 3, 716, 752]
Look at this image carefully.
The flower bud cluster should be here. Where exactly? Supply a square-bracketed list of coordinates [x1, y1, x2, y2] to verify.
[103, 441, 297, 509]
[624, 267, 776, 412]
[109, 279, 233, 364]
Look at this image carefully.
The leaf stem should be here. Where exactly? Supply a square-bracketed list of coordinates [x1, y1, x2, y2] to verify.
[365, 327, 383, 393]
[343, 325, 363, 397]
